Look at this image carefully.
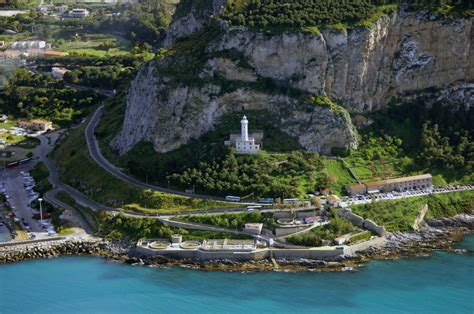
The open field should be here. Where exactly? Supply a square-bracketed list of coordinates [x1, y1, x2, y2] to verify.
[56, 34, 131, 57]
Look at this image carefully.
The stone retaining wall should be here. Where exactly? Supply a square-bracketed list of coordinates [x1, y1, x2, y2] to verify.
[135, 246, 344, 261]
[0, 237, 65, 248]
[273, 212, 317, 219]
[337, 209, 364, 227]
[338, 209, 387, 236]
[343, 237, 386, 257]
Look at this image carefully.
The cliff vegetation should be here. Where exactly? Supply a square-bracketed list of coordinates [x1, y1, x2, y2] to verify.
[222, 0, 472, 32]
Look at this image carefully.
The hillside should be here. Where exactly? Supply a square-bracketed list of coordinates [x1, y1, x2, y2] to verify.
[94, 0, 472, 198]
[111, 0, 472, 155]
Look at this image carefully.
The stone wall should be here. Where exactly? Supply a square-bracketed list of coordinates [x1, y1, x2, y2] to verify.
[343, 237, 386, 257]
[337, 209, 364, 228]
[337, 209, 387, 236]
[135, 246, 344, 261]
[273, 212, 317, 219]
[413, 204, 429, 231]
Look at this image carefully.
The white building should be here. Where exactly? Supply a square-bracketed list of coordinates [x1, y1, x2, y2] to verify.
[225, 115, 261, 154]
[67, 9, 89, 19]
[11, 41, 46, 50]
[51, 67, 68, 79]
[244, 223, 263, 235]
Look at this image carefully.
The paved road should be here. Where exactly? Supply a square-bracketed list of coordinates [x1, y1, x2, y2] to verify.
[34, 132, 117, 232]
[1, 168, 41, 232]
[64, 83, 115, 97]
[86, 106, 252, 202]
[37, 134, 115, 211]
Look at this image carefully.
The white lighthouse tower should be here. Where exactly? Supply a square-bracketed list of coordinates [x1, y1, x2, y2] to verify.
[241, 115, 249, 141]
[224, 115, 263, 154]
[234, 115, 260, 154]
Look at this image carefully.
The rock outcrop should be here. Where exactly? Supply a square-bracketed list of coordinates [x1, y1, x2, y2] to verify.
[163, 0, 228, 47]
[112, 2, 472, 156]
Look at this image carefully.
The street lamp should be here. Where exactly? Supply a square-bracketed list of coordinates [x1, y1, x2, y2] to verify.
[38, 198, 43, 226]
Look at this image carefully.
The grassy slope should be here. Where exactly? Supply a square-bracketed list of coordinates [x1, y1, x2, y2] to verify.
[101, 213, 252, 241]
[53, 115, 234, 214]
[352, 190, 474, 232]
[321, 159, 357, 195]
[56, 35, 131, 57]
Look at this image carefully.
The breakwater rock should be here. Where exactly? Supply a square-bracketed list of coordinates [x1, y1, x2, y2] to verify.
[0, 238, 129, 264]
[359, 214, 474, 261]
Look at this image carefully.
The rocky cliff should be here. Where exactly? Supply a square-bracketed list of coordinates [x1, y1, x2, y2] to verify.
[112, 3, 472, 156]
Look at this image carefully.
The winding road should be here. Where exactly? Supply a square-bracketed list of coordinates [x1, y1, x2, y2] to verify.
[86, 105, 251, 202]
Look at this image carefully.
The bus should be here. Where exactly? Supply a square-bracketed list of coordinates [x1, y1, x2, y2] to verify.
[246, 205, 262, 212]
[19, 158, 32, 165]
[225, 196, 241, 202]
[6, 161, 19, 168]
[258, 198, 274, 204]
[283, 198, 299, 204]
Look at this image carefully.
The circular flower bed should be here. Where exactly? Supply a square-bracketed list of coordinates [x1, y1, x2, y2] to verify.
[149, 241, 170, 249]
[180, 241, 201, 249]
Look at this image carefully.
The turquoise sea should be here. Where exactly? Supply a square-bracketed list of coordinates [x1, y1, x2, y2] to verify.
[0, 235, 473, 314]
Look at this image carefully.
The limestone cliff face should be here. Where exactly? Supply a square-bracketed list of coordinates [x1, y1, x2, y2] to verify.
[112, 7, 472, 156]
[163, 0, 228, 47]
[213, 13, 472, 111]
[112, 61, 356, 155]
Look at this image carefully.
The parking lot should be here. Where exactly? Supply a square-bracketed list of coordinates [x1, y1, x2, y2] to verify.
[344, 184, 474, 206]
[0, 167, 57, 241]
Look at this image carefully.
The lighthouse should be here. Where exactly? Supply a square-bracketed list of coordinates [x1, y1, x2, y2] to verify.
[224, 115, 263, 154]
[241, 115, 249, 141]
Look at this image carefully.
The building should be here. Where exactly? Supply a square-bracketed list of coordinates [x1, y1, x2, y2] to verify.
[347, 183, 366, 196]
[36, 5, 50, 13]
[244, 223, 263, 235]
[224, 115, 262, 154]
[51, 67, 68, 79]
[347, 174, 433, 196]
[171, 234, 182, 244]
[11, 41, 46, 50]
[19, 119, 53, 132]
[66, 8, 89, 19]
[333, 237, 346, 245]
[60, 209, 74, 219]
[201, 239, 256, 252]
[327, 194, 341, 207]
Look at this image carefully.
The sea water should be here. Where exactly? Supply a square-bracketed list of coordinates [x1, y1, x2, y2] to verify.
[0, 235, 473, 314]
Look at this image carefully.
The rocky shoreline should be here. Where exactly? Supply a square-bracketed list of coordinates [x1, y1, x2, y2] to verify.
[1, 214, 472, 272]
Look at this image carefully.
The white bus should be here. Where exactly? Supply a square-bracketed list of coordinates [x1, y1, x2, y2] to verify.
[246, 205, 262, 212]
[225, 196, 241, 202]
[283, 198, 299, 204]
